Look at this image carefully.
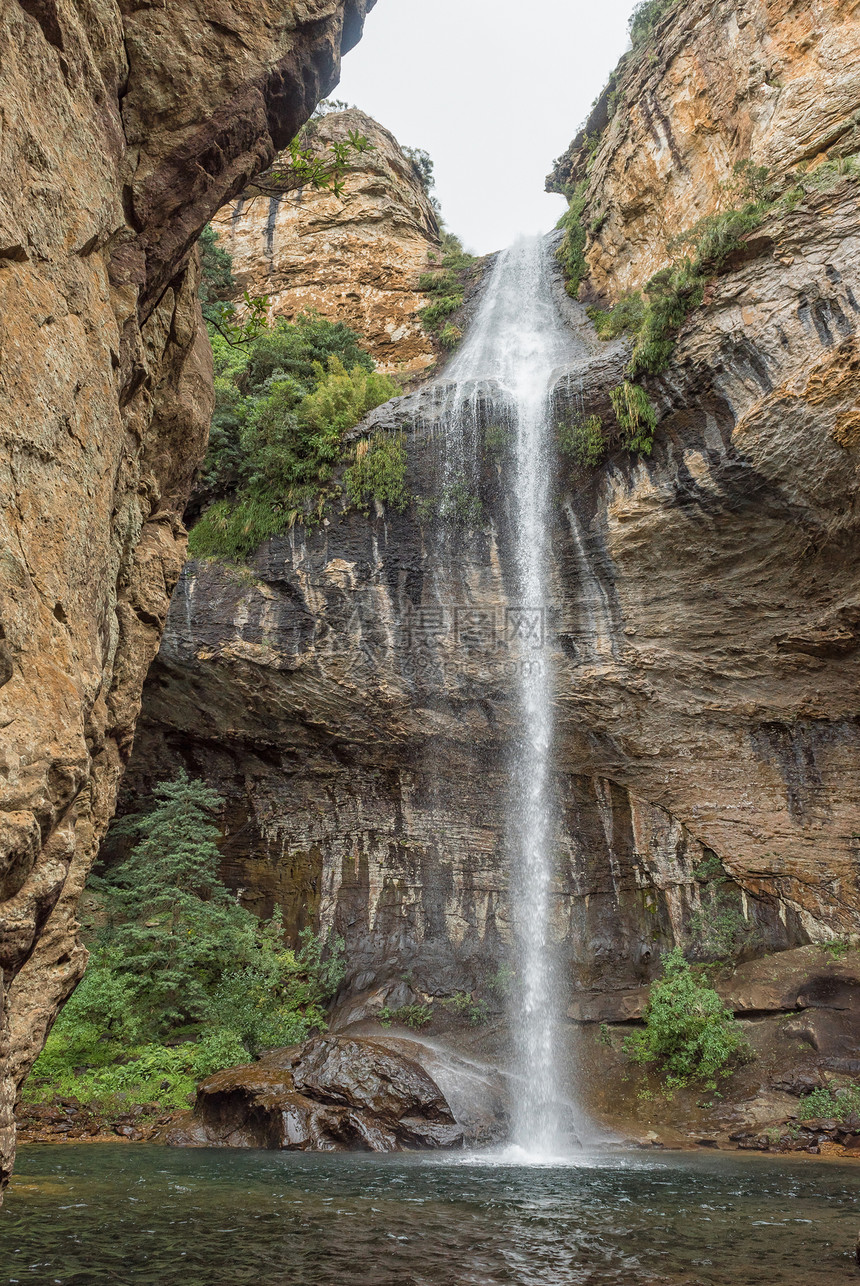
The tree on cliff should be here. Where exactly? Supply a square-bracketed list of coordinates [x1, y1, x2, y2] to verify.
[23, 773, 344, 1111]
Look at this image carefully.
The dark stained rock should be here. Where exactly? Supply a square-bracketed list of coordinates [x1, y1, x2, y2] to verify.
[180, 1035, 472, 1152]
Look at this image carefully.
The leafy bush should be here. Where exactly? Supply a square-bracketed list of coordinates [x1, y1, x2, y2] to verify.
[441, 993, 489, 1026]
[689, 858, 760, 960]
[418, 234, 477, 345]
[796, 1083, 860, 1123]
[344, 432, 409, 513]
[24, 774, 345, 1111]
[624, 947, 751, 1091]
[189, 338, 400, 560]
[629, 0, 678, 47]
[558, 413, 606, 468]
[609, 381, 657, 454]
[378, 1004, 433, 1030]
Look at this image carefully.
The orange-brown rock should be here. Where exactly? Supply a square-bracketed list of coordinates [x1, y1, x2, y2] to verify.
[0, 0, 375, 1192]
[212, 109, 442, 374]
[548, 0, 860, 301]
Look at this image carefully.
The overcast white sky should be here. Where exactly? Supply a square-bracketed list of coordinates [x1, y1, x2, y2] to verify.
[335, 0, 635, 254]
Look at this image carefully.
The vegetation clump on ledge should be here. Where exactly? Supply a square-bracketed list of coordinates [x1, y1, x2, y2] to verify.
[190, 227, 404, 563]
[623, 947, 752, 1094]
[418, 232, 479, 350]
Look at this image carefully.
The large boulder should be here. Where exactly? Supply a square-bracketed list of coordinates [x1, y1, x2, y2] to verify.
[174, 1035, 506, 1151]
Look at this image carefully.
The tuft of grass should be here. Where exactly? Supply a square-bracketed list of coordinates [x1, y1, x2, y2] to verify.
[609, 381, 657, 455]
[796, 1083, 860, 1123]
[378, 1004, 433, 1030]
[343, 432, 409, 513]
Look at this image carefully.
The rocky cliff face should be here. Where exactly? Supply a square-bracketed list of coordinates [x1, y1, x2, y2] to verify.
[212, 109, 442, 375]
[548, 0, 860, 300]
[0, 0, 375, 1187]
[118, 0, 860, 1132]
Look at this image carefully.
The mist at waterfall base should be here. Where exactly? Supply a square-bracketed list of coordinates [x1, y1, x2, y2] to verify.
[2, 1145, 856, 1284]
[439, 234, 586, 1159]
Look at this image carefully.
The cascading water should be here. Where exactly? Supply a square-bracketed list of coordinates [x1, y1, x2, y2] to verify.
[441, 235, 576, 1156]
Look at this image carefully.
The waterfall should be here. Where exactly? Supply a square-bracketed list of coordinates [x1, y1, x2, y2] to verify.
[440, 235, 575, 1156]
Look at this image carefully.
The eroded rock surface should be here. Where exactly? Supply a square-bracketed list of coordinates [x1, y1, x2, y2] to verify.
[175, 1035, 505, 1151]
[212, 109, 442, 374]
[547, 0, 860, 300]
[0, 0, 375, 1189]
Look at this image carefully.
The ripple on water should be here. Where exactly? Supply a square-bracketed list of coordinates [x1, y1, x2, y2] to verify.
[0, 1144, 857, 1286]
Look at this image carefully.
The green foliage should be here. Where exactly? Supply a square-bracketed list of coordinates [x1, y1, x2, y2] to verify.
[403, 146, 436, 198]
[438, 474, 484, 527]
[486, 964, 515, 997]
[587, 294, 645, 341]
[441, 993, 489, 1026]
[483, 424, 511, 458]
[609, 381, 657, 455]
[623, 947, 752, 1092]
[690, 892, 759, 960]
[796, 1083, 860, 1123]
[24, 774, 345, 1111]
[418, 235, 477, 345]
[556, 179, 589, 297]
[190, 318, 400, 560]
[558, 413, 606, 468]
[629, 0, 678, 48]
[344, 432, 409, 513]
[627, 195, 772, 379]
[378, 1004, 434, 1030]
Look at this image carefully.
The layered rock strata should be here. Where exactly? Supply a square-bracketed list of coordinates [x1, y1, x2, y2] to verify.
[212, 109, 442, 374]
[123, 176, 860, 1064]
[548, 0, 860, 300]
[0, 0, 375, 1189]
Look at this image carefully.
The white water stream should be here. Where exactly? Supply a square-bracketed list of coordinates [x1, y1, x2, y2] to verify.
[442, 236, 575, 1155]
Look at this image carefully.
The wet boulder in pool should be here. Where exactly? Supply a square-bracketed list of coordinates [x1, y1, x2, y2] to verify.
[181, 1035, 464, 1152]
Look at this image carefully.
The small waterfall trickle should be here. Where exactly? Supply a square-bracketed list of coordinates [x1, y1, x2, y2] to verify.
[436, 236, 578, 1157]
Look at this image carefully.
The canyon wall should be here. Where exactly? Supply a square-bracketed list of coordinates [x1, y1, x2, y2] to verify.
[212, 109, 442, 374]
[120, 0, 860, 1060]
[0, 0, 375, 1187]
[548, 0, 860, 301]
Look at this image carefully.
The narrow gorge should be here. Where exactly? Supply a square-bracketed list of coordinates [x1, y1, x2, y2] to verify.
[3, 0, 860, 1277]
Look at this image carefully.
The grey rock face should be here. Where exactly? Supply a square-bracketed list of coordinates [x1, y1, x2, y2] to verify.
[122, 185, 860, 1033]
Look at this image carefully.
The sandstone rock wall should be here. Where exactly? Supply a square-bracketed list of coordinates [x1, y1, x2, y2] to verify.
[547, 0, 860, 301]
[123, 83, 860, 1049]
[0, 0, 375, 1188]
[211, 109, 442, 374]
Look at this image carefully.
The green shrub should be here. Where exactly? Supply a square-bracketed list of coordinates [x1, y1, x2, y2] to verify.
[558, 413, 606, 468]
[609, 381, 657, 454]
[344, 432, 409, 512]
[24, 774, 345, 1111]
[556, 179, 589, 297]
[438, 474, 484, 527]
[441, 992, 489, 1026]
[623, 947, 751, 1091]
[796, 1083, 860, 1123]
[417, 235, 477, 339]
[378, 1004, 433, 1030]
[420, 295, 463, 330]
[587, 294, 645, 341]
[629, 0, 678, 47]
[189, 351, 399, 561]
